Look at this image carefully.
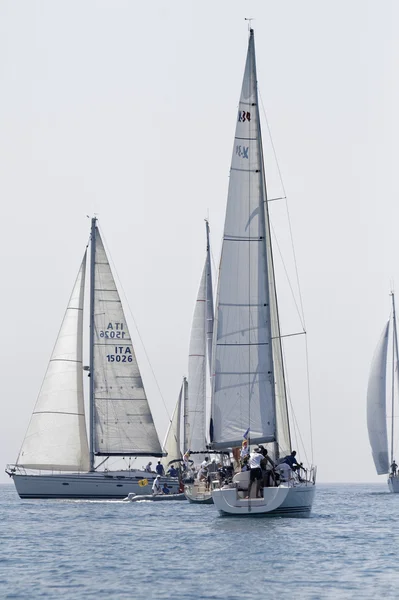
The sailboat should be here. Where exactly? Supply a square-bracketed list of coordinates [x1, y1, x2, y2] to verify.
[367, 292, 399, 493]
[209, 28, 316, 516]
[6, 218, 179, 499]
[183, 221, 219, 504]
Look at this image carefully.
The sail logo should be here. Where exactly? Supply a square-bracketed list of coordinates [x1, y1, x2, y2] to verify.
[236, 145, 249, 159]
[99, 322, 126, 339]
[238, 110, 251, 122]
[106, 346, 133, 363]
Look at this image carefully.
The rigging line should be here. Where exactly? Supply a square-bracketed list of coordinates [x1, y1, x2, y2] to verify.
[97, 225, 171, 423]
[270, 221, 305, 331]
[282, 341, 310, 466]
[258, 89, 307, 329]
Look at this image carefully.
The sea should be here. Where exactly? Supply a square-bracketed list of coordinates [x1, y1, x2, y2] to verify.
[0, 482, 398, 599]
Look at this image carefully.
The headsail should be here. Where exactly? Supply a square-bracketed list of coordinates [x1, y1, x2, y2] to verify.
[205, 220, 214, 375]
[92, 226, 162, 457]
[210, 29, 276, 449]
[162, 381, 183, 464]
[17, 255, 90, 471]
[367, 321, 390, 475]
[186, 259, 208, 453]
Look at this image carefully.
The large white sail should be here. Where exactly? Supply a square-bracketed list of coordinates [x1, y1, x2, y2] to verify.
[162, 381, 183, 464]
[17, 255, 90, 471]
[210, 30, 276, 449]
[367, 321, 390, 475]
[186, 261, 207, 452]
[92, 227, 162, 456]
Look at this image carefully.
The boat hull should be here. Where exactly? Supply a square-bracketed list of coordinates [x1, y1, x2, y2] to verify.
[124, 493, 186, 502]
[388, 475, 399, 493]
[212, 483, 316, 517]
[184, 482, 214, 504]
[9, 471, 180, 500]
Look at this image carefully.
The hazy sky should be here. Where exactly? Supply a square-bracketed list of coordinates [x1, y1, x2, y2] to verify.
[1, 0, 398, 484]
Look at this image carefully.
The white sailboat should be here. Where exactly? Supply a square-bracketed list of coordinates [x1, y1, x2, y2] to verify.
[6, 219, 179, 499]
[210, 28, 316, 516]
[183, 222, 220, 503]
[367, 292, 399, 493]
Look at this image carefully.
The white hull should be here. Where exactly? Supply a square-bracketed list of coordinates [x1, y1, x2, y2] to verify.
[212, 483, 316, 517]
[184, 481, 213, 504]
[124, 492, 186, 502]
[9, 471, 180, 500]
[388, 475, 399, 493]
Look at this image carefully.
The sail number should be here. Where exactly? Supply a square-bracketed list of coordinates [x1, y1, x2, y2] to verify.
[238, 110, 251, 122]
[106, 346, 133, 363]
[100, 330, 126, 339]
[99, 322, 126, 339]
[236, 145, 249, 159]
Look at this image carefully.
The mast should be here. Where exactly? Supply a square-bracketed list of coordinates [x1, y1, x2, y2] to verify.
[250, 30, 278, 454]
[391, 292, 399, 465]
[89, 217, 97, 471]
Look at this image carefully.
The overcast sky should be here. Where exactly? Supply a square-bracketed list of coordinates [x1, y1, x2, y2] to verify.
[1, 0, 398, 484]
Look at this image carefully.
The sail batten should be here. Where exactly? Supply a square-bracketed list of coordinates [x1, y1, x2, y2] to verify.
[210, 29, 277, 448]
[16, 254, 90, 472]
[367, 321, 390, 475]
[92, 227, 162, 457]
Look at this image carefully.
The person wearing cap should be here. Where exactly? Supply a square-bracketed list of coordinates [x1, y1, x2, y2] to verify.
[144, 461, 152, 473]
[156, 460, 165, 476]
[152, 475, 162, 495]
[245, 447, 264, 499]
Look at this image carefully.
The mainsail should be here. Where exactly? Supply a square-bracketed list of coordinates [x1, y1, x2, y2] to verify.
[210, 29, 277, 449]
[17, 255, 90, 471]
[367, 321, 390, 475]
[92, 226, 162, 457]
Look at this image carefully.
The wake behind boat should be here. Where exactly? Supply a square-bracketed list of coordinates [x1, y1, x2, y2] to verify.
[6, 219, 179, 499]
[209, 28, 316, 517]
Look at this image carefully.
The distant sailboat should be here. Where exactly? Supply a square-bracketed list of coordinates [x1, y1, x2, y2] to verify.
[209, 28, 316, 516]
[183, 221, 218, 504]
[184, 220, 214, 458]
[367, 292, 399, 493]
[6, 219, 179, 499]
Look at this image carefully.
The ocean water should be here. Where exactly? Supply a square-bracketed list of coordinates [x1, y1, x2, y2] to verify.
[0, 482, 398, 599]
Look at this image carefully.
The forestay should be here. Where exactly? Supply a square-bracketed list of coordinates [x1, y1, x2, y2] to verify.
[92, 228, 162, 456]
[367, 321, 390, 475]
[17, 256, 90, 471]
[211, 30, 276, 449]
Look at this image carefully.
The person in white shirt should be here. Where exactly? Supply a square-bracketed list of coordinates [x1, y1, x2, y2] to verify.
[152, 475, 162, 495]
[245, 448, 264, 499]
[197, 466, 208, 482]
[201, 457, 209, 469]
